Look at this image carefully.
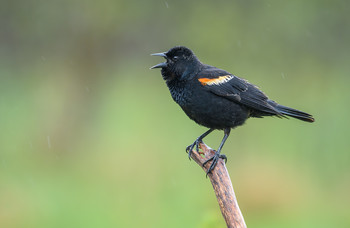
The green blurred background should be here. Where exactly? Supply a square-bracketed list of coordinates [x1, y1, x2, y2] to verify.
[1, 0, 349, 227]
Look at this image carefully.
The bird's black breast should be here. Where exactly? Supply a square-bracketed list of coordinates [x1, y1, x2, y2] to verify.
[166, 79, 191, 106]
[167, 78, 250, 130]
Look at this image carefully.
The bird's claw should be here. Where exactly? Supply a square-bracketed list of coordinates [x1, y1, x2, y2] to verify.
[220, 154, 227, 163]
[202, 153, 227, 176]
[186, 139, 202, 160]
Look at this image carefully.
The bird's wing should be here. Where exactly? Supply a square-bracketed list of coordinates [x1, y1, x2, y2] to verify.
[197, 67, 281, 115]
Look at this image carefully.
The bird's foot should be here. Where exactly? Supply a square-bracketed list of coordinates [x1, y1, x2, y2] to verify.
[186, 139, 203, 160]
[203, 153, 227, 176]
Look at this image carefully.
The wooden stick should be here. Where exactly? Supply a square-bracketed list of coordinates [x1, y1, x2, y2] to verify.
[190, 142, 247, 228]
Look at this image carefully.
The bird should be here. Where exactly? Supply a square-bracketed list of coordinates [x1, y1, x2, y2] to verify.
[150, 46, 314, 175]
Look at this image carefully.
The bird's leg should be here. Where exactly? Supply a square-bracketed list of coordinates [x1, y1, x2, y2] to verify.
[186, 129, 214, 159]
[203, 128, 231, 175]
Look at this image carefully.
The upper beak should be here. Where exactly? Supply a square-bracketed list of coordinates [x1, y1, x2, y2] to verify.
[150, 52, 168, 69]
[151, 52, 167, 57]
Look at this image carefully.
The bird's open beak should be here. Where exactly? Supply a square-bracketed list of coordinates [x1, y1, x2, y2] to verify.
[150, 52, 168, 69]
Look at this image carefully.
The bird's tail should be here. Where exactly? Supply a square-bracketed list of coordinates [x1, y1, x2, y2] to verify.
[268, 100, 315, 123]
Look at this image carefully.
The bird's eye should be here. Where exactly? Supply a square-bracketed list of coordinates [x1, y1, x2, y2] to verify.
[173, 56, 179, 61]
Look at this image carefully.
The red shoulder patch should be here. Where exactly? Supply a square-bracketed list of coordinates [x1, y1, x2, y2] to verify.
[198, 75, 233, 86]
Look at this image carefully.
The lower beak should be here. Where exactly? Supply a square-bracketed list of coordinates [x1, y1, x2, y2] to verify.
[150, 62, 167, 69]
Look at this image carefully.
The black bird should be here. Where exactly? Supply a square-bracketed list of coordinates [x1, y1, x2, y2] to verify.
[151, 46, 314, 174]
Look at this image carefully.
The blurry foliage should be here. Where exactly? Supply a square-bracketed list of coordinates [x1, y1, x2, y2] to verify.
[0, 0, 349, 227]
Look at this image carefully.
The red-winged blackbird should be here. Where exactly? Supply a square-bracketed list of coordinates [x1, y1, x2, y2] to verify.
[151, 46, 314, 174]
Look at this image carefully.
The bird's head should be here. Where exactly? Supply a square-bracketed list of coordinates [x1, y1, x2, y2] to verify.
[150, 46, 200, 81]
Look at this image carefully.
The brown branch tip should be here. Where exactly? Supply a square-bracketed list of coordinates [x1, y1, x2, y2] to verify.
[190, 142, 247, 228]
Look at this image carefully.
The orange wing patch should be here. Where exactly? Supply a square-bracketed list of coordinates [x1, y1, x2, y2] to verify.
[198, 75, 234, 86]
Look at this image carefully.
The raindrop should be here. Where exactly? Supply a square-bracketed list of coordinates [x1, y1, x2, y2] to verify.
[47, 136, 51, 149]
[281, 72, 285, 79]
[164, 1, 169, 8]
